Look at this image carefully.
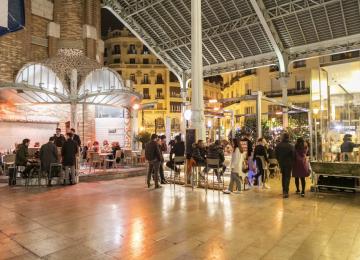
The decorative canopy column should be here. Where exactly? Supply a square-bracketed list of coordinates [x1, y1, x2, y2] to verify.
[191, 0, 205, 140]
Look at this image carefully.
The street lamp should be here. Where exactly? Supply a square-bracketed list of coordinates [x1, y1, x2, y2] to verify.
[184, 109, 192, 128]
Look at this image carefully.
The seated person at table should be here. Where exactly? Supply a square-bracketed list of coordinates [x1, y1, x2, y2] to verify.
[207, 140, 226, 182]
[166, 135, 185, 174]
[191, 140, 207, 179]
[82, 141, 92, 160]
[40, 137, 59, 186]
[92, 141, 100, 152]
[340, 134, 360, 161]
[102, 140, 112, 153]
[15, 139, 31, 177]
[112, 142, 124, 162]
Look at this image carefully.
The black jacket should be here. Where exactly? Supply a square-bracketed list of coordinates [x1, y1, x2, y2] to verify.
[275, 141, 295, 169]
[207, 143, 225, 164]
[253, 144, 268, 171]
[40, 142, 58, 172]
[54, 134, 66, 147]
[72, 134, 81, 147]
[61, 139, 78, 166]
[191, 144, 206, 163]
[170, 141, 185, 161]
[15, 144, 28, 166]
[145, 141, 161, 162]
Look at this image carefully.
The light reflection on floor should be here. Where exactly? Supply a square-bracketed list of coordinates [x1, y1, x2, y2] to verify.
[0, 176, 359, 259]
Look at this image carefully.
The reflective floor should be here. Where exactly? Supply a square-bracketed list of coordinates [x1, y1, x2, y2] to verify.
[0, 177, 360, 260]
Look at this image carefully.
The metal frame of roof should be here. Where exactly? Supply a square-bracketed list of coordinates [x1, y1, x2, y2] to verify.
[102, 0, 360, 79]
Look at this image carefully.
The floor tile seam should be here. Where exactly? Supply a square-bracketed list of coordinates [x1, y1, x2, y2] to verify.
[41, 243, 100, 259]
[0, 229, 41, 259]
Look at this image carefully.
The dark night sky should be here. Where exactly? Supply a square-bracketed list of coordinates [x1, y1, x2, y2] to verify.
[101, 9, 124, 37]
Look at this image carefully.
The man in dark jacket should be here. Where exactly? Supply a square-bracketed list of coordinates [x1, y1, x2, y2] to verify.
[158, 135, 167, 184]
[166, 135, 185, 173]
[40, 137, 59, 186]
[54, 128, 66, 148]
[61, 133, 79, 185]
[275, 133, 294, 198]
[70, 128, 81, 147]
[15, 139, 30, 167]
[145, 134, 162, 188]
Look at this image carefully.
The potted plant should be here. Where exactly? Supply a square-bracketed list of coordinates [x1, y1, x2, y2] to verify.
[135, 131, 151, 150]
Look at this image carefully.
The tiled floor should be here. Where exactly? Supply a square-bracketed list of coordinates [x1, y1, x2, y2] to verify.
[0, 177, 359, 260]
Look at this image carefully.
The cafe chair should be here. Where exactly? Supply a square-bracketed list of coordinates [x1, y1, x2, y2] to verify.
[89, 152, 102, 173]
[170, 156, 185, 189]
[123, 150, 133, 165]
[49, 163, 63, 185]
[268, 158, 280, 179]
[206, 158, 224, 194]
[3, 154, 16, 175]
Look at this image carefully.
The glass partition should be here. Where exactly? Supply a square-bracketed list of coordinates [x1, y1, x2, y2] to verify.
[311, 61, 360, 162]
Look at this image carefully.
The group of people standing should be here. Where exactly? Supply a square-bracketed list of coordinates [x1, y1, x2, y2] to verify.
[145, 131, 311, 199]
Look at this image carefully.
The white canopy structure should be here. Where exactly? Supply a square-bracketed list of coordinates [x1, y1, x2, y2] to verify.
[0, 49, 141, 129]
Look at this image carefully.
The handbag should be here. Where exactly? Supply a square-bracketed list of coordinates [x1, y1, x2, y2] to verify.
[242, 160, 249, 173]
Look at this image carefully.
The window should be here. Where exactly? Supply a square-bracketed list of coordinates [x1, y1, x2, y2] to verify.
[130, 74, 136, 84]
[170, 102, 182, 113]
[331, 51, 359, 62]
[142, 45, 150, 54]
[143, 74, 150, 84]
[156, 88, 163, 98]
[113, 58, 120, 64]
[104, 48, 108, 57]
[113, 45, 120, 55]
[245, 83, 251, 95]
[156, 59, 162, 64]
[143, 88, 150, 99]
[293, 60, 306, 69]
[170, 71, 179, 82]
[129, 58, 136, 64]
[143, 58, 149, 64]
[296, 80, 306, 90]
[245, 106, 254, 114]
[128, 44, 136, 54]
[231, 91, 234, 98]
[170, 87, 181, 97]
[156, 74, 163, 84]
[117, 70, 122, 75]
[269, 65, 279, 72]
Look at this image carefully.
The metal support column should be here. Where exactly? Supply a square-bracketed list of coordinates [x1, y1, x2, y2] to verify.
[191, 0, 205, 140]
[131, 108, 138, 150]
[70, 69, 78, 130]
[280, 76, 289, 129]
[256, 91, 262, 139]
[180, 76, 188, 136]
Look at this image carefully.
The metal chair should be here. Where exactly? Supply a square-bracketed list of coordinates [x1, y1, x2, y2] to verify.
[268, 158, 280, 179]
[3, 154, 15, 175]
[49, 163, 62, 185]
[89, 152, 102, 173]
[206, 158, 224, 194]
[170, 156, 185, 189]
[123, 150, 133, 165]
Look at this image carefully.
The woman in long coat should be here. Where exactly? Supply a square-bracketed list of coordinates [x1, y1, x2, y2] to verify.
[292, 138, 310, 197]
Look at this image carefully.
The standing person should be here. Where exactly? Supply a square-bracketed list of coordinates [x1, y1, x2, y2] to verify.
[293, 138, 310, 197]
[53, 128, 66, 148]
[145, 134, 162, 189]
[276, 132, 295, 198]
[70, 128, 81, 147]
[253, 138, 269, 188]
[61, 133, 79, 185]
[158, 135, 167, 184]
[224, 139, 245, 194]
[242, 132, 253, 159]
[40, 137, 59, 186]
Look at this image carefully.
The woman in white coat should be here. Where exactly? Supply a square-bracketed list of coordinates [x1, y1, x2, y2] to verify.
[224, 139, 245, 194]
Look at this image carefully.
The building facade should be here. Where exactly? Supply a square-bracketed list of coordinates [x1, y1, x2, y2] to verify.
[104, 28, 223, 136]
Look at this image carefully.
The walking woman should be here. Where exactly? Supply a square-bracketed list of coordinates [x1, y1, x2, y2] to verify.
[292, 138, 310, 197]
[224, 139, 245, 194]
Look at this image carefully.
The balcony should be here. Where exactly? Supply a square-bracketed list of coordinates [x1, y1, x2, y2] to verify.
[143, 95, 151, 99]
[155, 95, 164, 99]
[141, 80, 151, 84]
[127, 50, 137, 54]
[264, 88, 310, 98]
[155, 79, 164, 84]
[170, 93, 181, 98]
[112, 51, 121, 55]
